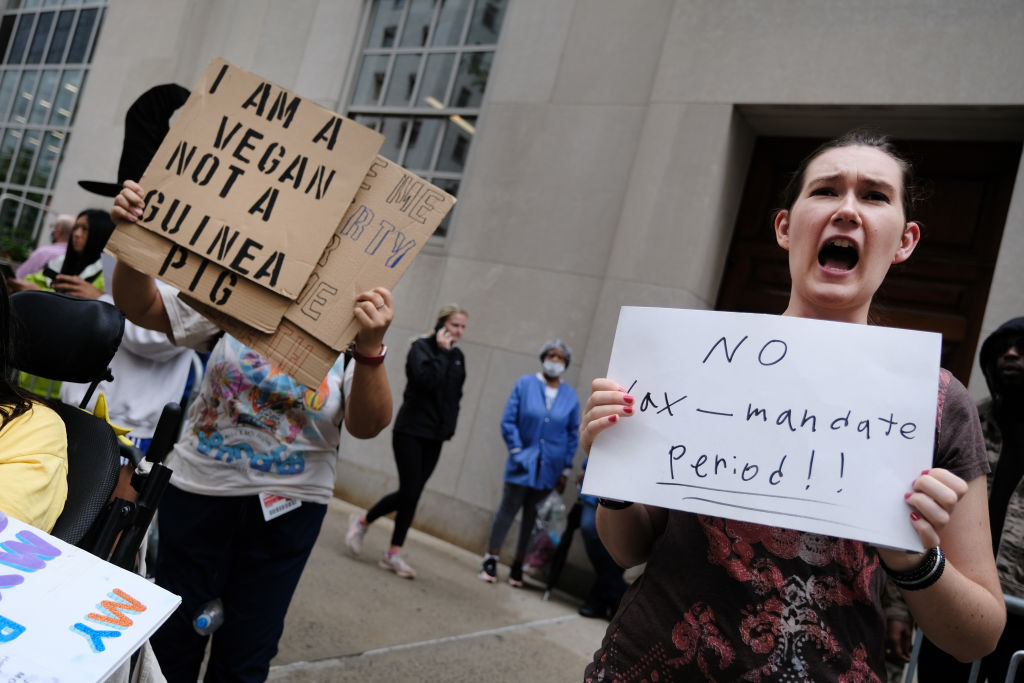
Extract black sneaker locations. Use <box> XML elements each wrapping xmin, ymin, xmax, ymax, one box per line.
<box><xmin>479</xmin><ymin>557</ymin><xmax>497</xmax><ymax>583</ymax></box>
<box><xmin>508</xmin><ymin>560</ymin><xmax>524</xmax><ymax>588</ymax></box>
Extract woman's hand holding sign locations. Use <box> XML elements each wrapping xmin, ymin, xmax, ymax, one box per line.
<box><xmin>579</xmin><ymin>378</ymin><xmax>635</xmax><ymax>456</ymax></box>
<box><xmin>877</xmin><ymin>467</ymin><xmax>969</xmax><ymax>572</ymax></box>
<box><xmin>111</xmin><ymin>180</ymin><xmax>145</xmax><ymax>225</ymax></box>
<box><xmin>580</xmin><ymin>377</ymin><xmax>668</xmax><ymax>569</ymax></box>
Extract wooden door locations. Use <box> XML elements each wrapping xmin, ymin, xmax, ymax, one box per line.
<box><xmin>716</xmin><ymin>137</ymin><xmax>1021</xmax><ymax>384</ymax></box>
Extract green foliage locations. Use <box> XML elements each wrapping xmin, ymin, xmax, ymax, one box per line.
<box><xmin>0</xmin><ymin>225</ymin><xmax>32</xmax><ymax>262</ymax></box>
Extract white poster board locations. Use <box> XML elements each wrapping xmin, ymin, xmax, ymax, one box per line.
<box><xmin>0</xmin><ymin>511</ymin><xmax>180</xmax><ymax>682</ymax></box>
<box><xmin>581</xmin><ymin>307</ymin><xmax>942</xmax><ymax>551</ymax></box>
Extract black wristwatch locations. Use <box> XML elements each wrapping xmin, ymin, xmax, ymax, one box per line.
<box><xmin>597</xmin><ymin>497</ymin><xmax>633</xmax><ymax>510</ymax></box>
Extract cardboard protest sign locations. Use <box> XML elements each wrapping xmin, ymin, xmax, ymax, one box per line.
<box><xmin>285</xmin><ymin>156</ymin><xmax>454</xmax><ymax>350</ymax></box>
<box><xmin>581</xmin><ymin>307</ymin><xmax>942</xmax><ymax>551</ymax></box>
<box><xmin>0</xmin><ymin>511</ymin><xmax>180</xmax><ymax>682</ymax></box>
<box><xmin>178</xmin><ymin>156</ymin><xmax>455</xmax><ymax>387</ymax></box>
<box><xmin>134</xmin><ymin>57</ymin><xmax>384</xmax><ymax>304</ymax></box>
<box><xmin>106</xmin><ymin>221</ymin><xmax>290</xmax><ymax>332</ymax></box>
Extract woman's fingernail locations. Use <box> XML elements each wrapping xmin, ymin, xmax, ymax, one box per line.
<box><xmin>623</xmin><ymin>406</ymin><xmax>633</xmax><ymax>414</ymax></box>
<box><xmin>910</xmin><ymin>512</ymin><xmax>921</xmax><ymax>521</ymax></box>
<box><xmin>904</xmin><ymin>492</ymin><xmax>911</xmax><ymax>499</ymax></box>
<box><xmin>921</xmin><ymin>469</ymin><xmax>930</xmax><ymax>475</ymax></box>
<box><xmin>623</xmin><ymin>395</ymin><xmax>634</xmax><ymax>404</ymax></box>
<box><xmin>609</xmin><ymin>414</ymin><xmax>618</xmax><ymax>423</ymax></box>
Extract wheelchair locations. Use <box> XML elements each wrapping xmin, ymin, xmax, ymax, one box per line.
<box><xmin>9</xmin><ymin>289</ymin><xmax>180</xmax><ymax>570</ymax></box>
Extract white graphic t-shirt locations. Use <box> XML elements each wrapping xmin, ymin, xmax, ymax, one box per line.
<box><xmin>160</xmin><ymin>290</ymin><xmax>352</xmax><ymax>504</ymax></box>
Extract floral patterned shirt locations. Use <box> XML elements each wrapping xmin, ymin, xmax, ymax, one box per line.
<box><xmin>585</xmin><ymin>370</ymin><xmax>988</xmax><ymax>682</ymax></box>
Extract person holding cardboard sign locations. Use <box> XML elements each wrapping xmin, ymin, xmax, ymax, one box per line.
<box><xmin>579</xmin><ymin>132</ymin><xmax>1004</xmax><ymax>682</ymax></box>
<box><xmin>111</xmin><ymin>179</ymin><xmax>396</xmax><ymax>683</ymax></box>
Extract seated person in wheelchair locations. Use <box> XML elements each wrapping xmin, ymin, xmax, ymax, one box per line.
<box><xmin>0</xmin><ymin>277</ymin><xmax>68</xmax><ymax>532</ymax></box>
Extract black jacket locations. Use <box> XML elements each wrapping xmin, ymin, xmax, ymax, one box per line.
<box><xmin>394</xmin><ymin>336</ymin><xmax>466</xmax><ymax>441</ymax></box>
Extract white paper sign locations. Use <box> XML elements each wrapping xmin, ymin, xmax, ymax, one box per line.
<box><xmin>582</xmin><ymin>307</ymin><xmax>942</xmax><ymax>552</ymax></box>
<box><xmin>0</xmin><ymin>511</ymin><xmax>180</xmax><ymax>682</ymax></box>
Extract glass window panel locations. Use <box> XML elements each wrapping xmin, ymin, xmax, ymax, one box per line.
<box><xmin>0</xmin><ymin>71</ymin><xmax>20</xmax><ymax>121</ymax></box>
<box><xmin>17</xmin><ymin>198</ymin><xmax>41</xmax><ymax>236</ymax></box>
<box><xmin>8</xmin><ymin>13</ymin><xmax>35</xmax><ymax>63</ymax></box>
<box><xmin>10</xmin><ymin>130</ymin><xmax>39</xmax><ymax>184</ymax></box>
<box><xmin>43</xmin><ymin>0</ymin><xmax>61</xmax><ymax>6</ymax></box>
<box><xmin>350</xmin><ymin>54</ymin><xmax>390</xmax><ymax>106</ymax></box>
<box><xmin>450</xmin><ymin>52</ymin><xmax>491</xmax><ymax>108</ymax></box>
<box><xmin>67</xmin><ymin>7</ymin><xmax>97</xmax><ymax>62</ymax></box>
<box><xmin>432</xmin><ymin>0</ymin><xmax>470</xmax><ymax>46</ymax></box>
<box><xmin>0</xmin><ymin>129</ymin><xmax>21</xmax><ymax>182</ymax></box>
<box><xmin>30</xmin><ymin>130</ymin><xmax>61</xmax><ymax>187</ymax></box>
<box><xmin>377</xmin><ymin>116</ymin><xmax>409</xmax><ymax>163</ymax></box>
<box><xmin>24</xmin><ymin>0</ymin><xmax>42</xmax><ymax>7</ymax></box>
<box><xmin>0</xmin><ymin>15</ymin><xmax>16</xmax><ymax>60</ymax></box>
<box><xmin>352</xmin><ymin>114</ymin><xmax>383</xmax><ymax>133</ymax></box>
<box><xmin>430</xmin><ymin>177</ymin><xmax>459</xmax><ymax>237</ymax></box>
<box><xmin>6</xmin><ymin>1</ymin><xmax>23</xmax><ymax>9</ymax></box>
<box><xmin>26</xmin><ymin>10</ymin><xmax>53</xmax><ymax>63</ymax></box>
<box><xmin>46</xmin><ymin>10</ymin><xmax>73</xmax><ymax>62</ymax></box>
<box><xmin>29</xmin><ymin>69</ymin><xmax>58</xmax><ymax>124</ymax></box>
<box><xmin>51</xmin><ymin>68</ymin><xmax>81</xmax><ymax>126</ymax></box>
<box><xmin>467</xmin><ymin>0</ymin><xmax>506</xmax><ymax>45</ymax></box>
<box><xmin>383</xmin><ymin>53</ymin><xmax>422</xmax><ymax>107</ymax></box>
<box><xmin>11</xmin><ymin>71</ymin><xmax>39</xmax><ymax>123</ymax></box>
<box><xmin>86</xmin><ymin>6</ymin><xmax>102</xmax><ymax>61</ymax></box>
<box><xmin>399</xmin><ymin>0</ymin><xmax>435</xmax><ymax>47</ymax></box>
<box><xmin>418</xmin><ymin>52</ymin><xmax>453</xmax><ymax>107</ymax></box>
<box><xmin>402</xmin><ymin>116</ymin><xmax>441</xmax><ymax>171</ymax></box>
<box><xmin>0</xmin><ymin>189</ymin><xmax>22</xmax><ymax>228</ymax></box>
<box><xmin>367</xmin><ymin>0</ymin><xmax>405</xmax><ymax>48</ymax></box>
<box><xmin>435</xmin><ymin>116</ymin><xmax>474</xmax><ymax>173</ymax></box>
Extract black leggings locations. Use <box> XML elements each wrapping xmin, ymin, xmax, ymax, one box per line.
<box><xmin>365</xmin><ymin>431</ymin><xmax>443</xmax><ymax>547</ymax></box>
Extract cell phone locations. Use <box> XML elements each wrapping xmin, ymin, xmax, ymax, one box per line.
<box><xmin>435</xmin><ymin>319</ymin><xmax>446</xmax><ymax>333</ymax></box>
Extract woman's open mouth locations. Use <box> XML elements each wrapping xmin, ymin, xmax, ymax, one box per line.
<box><xmin>818</xmin><ymin>238</ymin><xmax>859</xmax><ymax>272</ymax></box>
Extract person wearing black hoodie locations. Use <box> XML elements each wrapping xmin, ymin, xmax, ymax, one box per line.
<box><xmin>907</xmin><ymin>316</ymin><xmax>1024</xmax><ymax>682</ymax></box>
<box><xmin>346</xmin><ymin>304</ymin><xmax>468</xmax><ymax>579</ymax></box>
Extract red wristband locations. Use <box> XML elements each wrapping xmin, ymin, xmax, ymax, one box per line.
<box><xmin>349</xmin><ymin>344</ymin><xmax>387</xmax><ymax>366</ymax></box>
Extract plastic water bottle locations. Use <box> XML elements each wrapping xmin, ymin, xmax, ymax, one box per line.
<box><xmin>193</xmin><ymin>598</ymin><xmax>224</xmax><ymax>635</ymax></box>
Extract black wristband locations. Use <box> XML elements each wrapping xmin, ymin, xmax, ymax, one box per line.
<box><xmin>880</xmin><ymin>546</ymin><xmax>945</xmax><ymax>591</ymax></box>
<box><xmin>597</xmin><ymin>497</ymin><xmax>633</xmax><ymax>510</ymax></box>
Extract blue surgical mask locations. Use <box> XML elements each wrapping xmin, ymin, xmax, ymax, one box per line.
<box><xmin>542</xmin><ymin>360</ymin><xmax>565</xmax><ymax>378</ymax></box>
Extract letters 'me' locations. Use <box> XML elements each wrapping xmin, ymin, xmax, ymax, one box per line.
<box><xmin>385</xmin><ymin>174</ymin><xmax>446</xmax><ymax>225</ymax></box>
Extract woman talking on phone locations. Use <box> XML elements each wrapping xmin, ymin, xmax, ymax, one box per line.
<box><xmin>346</xmin><ymin>304</ymin><xmax>468</xmax><ymax>579</ymax></box>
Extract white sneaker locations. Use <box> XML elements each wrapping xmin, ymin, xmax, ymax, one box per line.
<box><xmin>345</xmin><ymin>515</ymin><xmax>368</xmax><ymax>556</ymax></box>
<box><xmin>379</xmin><ymin>551</ymin><xmax>416</xmax><ymax>579</ymax></box>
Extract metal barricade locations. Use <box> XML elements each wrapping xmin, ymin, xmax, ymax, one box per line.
<box><xmin>902</xmin><ymin>594</ymin><xmax>1024</xmax><ymax>683</ymax></box>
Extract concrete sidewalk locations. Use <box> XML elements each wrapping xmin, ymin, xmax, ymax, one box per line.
<box><xmin>269</xmin><ymin>498</ymin><xmax>609</xmax><ymax>682</ymax></box>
